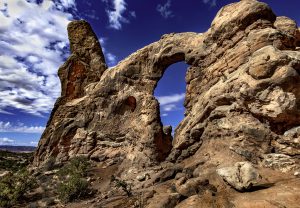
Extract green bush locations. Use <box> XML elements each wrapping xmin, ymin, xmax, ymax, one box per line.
<box><xmin>0</xmin><ymin>169</ymin><xmax>37</xmax><ymax>207</ymax></box>
<box><xmin>58</xmin><ymin>156</ymin><xmax>89</xmax><ymax>177</ymax></box>
<box><xmin>57</xmin><ymin>174</ymin><xmax>89</xmax><ymax>203</ymax></box>
<box><xmin>57</xmin><ymin>156</ymin><xmax>91</xmax><ymax>203</ymax></box>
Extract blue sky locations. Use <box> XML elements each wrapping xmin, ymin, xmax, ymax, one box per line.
<box><xmin>0</xmin><ymin>0</ymin><xmax>299</xmax><ymax>146</ymax></box>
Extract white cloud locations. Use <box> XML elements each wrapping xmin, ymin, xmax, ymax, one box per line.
<box><xmin>0</xmin><ymin>137</ymin><xmax>15</xmax><ymax>145</ymax></box>
<box><xmin>203</xmin><ymin>0</ymin><xmax>217</xmax><ymax>7</ymax></box>
<box><xmin>57</xmin><ymin>0</ymin><xmax>76</xmax><ymax>10</ymax></box>
<box><xmin>0</xmin><ymin>0</ymin><xmax>118</xmax><ymax>116</ymax></box>
<box><xmin>156</xmin><ymin>93</ymin><xmax>185</xmax><ymax>113</ymax></box>
<box><xmin>82</xmin><ymin>9</ymin><xmax>100</xmax><ymax>20</ymax></box>
<box><xmin>0</xmin><ymin>121</ymin><xmax>45</xmax><ymax>134</ymax></box>
<box><xmin>156</xmin><ymin>93</ymin><xmax>185</xmax><ymax>105</ymax></box>
<box><xmin>0</xmin><ymin>109</ymin><xmax>13</xmax><ymax>115</ymax></box>
<box><xmin>0</xmin><ymin>0</ymin><xmax>73</xmax><ymax>116</ymax></box>
<box><xmin>30</xmin><ymin>141</ymin><xmax>38</xmax><ymax>146</ymax></box>
<box><xmin>106</xmin><ymin>53</ymin><xmax>117</xmax><ymax>66</ymax></box>
<box><xmin>162</xmin><ymin>104</ymin><xmax>177</xmax><ymax>112</ymax></box>
<box><xmin>106</xmin><ymin>0</ymin><xmax>127</xmax><ymax>30</ymax></box>
<box><xmin>157</xmin><ymin>0</ymin><xmax>174</xmax><ymax>19</ymax></box>
<box><xmin>130</xmin><ymin>11</ymin><xmax>136</xmax><ymax>18</ymax></box>
<box><xmin>104</xmin><ymin>0</ymin><xmax>135</xmax><ymax>30</ymax></box>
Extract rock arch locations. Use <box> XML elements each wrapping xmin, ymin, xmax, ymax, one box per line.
<box><xmin>34</xmin><ymin>0</ymin><xmax>300</xmax><ymax>175</ymax></box>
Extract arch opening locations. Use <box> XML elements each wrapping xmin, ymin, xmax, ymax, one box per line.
<box><xmin>154</xmin><ymin>61</ymin><xmax>189</xmax><ymax>135</ymax></box>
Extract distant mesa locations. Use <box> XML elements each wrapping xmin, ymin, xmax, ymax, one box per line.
<box><xmin>0</xmin><ymin>145</ymin><xmax>36</xmax><ymax>153</ymax></box>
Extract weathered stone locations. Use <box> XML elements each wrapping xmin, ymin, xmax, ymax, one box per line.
<box><xmin>135</xmin><ymin>176</ymin><xmax>144</xmax><ymax>183</ymax></box>
<box><xmin>284</xmin><ymin>126</ymin><xmax>300</xmax><ymax>137</ymax></box>
<box><xmin>136</xmin><ymin>173</ymin><xmax>150</xmax><ymax>182</ymax></box>
<box><xmin>217</xmin><ymin>162</ymin><xmax>261</xmax><ymax>191</ymax></box>
<box><xmin>262</xmin><ymin>153</ymin><xmax>298</xmax><ymax>172</ymax></box>
<box><xmin>153</xmin><ymin>166</ymin><xmax>182</xmax><ymax>183</ymax></box>
<box><xmin>163</xmin><ymin>126</ymin><xmax>172</xmax><ymax>135</ymax></box>
<box><xmin>34</xmin><ymin>0</ymin><xmax>300</xmax><ymax>171</ymax></box>
<box><xmin>175</xmin><ymin>177</ymin><xmax>210</xmax><ymax>197</ymax></box>
<box><xmin>274</xmin><ymin>16</ymin><xmax>297</xmax><ymax>37</ymax></box>
<box><xmin>272</xmin><ymin>136</ymin><xmax>300</xmax><ymax>156</ymax></box>
<box><xmin>174</xmin><ymin>195</ymin><xmax>202</xmax><ymax>208</ymax></box>
<box><xmin>31</xmin><ymin>1</ymin><xmax>300</xmax><ymax>206</ymax></box>
<box><xmin>146</xmin><ymin>193</ymin><xmax>181</xmax><ymax>208</ymax></box>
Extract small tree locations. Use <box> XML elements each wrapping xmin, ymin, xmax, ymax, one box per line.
<box><xmin>58</xmin><ymin>156</ymin><xmax>90</xmax><ymax>177</ymax></box>
<box><xmin>57</xmin><ymin>174</ymin><xmax>89</xmax><ymax>203</ymax></box>
<box><xmin>57</xmin><ymin>156</ymin><xmax>92</xmax><ymax>203</ymax></box>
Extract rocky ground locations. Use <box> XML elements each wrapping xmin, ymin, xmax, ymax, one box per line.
<box><xmin>4</xmin><ymin>158</ymin><xmax>298</xmax><ymax>207</ymax></box>
<box><xmin>2</xmin><ymin>0</ymin><xmax>300</xmax><ymax>207</ymax></box>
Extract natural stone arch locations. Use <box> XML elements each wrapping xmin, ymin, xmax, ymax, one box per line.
<box><xmin>30</xmin><ymin>1</ymin><xmax>300</xmax><ymax>206</ymax></box>
<box><xmin>33</xmin><ymin>0</ymin><xmax>300</xmax><ymax>173</ymax></box>
<box><xmin>85</xmin><ymin>32</ymin><xmax>202</xmax><ymax>165</ymax></box>
<box><xmin>33</xmin><ymin>21</ymin><xmax>202</xmax><ymax>167</ymax></box>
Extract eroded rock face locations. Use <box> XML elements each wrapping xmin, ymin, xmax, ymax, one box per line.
<box><xmin>33</xmin><ymin>0</ymin><xmax>300</xmax><ymax>200</ymax></box>
<box><xmin>32</xmin><ymin>0</ymin><xmax>300</xmax><ymax>207</ymax></box>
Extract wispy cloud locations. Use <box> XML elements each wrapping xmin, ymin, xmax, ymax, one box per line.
<box><xmin>106</xmin><ymin>53</ymin><xmax>117</xmax><ymax>66</ymax></box>
<box><xmin>162</xmin><ymin>104</ymin><xmax>177</xmax><ymax>112</ymax></box>
<box><xmin>156</xmin><ymin>93</ymin><xmax>185</xmax><ymax>105</ymax></box>
<box><xmin>99</xmin><ymin>38</ymin><xmax>118</xmax><ymax>67</ymax></box>
<box><xmin>157</xmin><ymin>0</ymin><xmax>174</xmax><ymax>19</ymax></box>
<box><xmin>203</xmin><ymin>0</ymin><xmax>217</xmax><ymax>7</ymax></box>
<box><xmin>130</xmin><ymin>11</ymin><xmax>136</xmax><ymax>18</ymax></box>
<box><xmin>56</xmin><ymin>0</ymin><xmax>77</xmax><ymax>10</ymax></box>
<box><xmin>156</xmin><ymin>93</ymin><xmax>185</xmax><ymax>114</ymax></box>
<box><xmin>30</xmin><ymin>141</ymin><xmax>38</xmax><ymax>146</ymax></box>
<box><xmin>81</xmin><ymin>9</ymin><xmax>100</xmax><ymax>20</ymax></box>
<box><xmin>0</xmin><ymin>137</ymin><xmax>15</xmax><ymax>145</ymax></box>
<box><xmin>0</xmin><ymin>121</ymin><xmax>45</xmax><ymax>134</ymax></box>
<box><xmin>105</xmin><ymin>0</ymin><xmax>129</xmax><ymax>30</ymax></box>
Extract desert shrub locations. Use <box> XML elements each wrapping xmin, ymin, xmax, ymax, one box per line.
<box><xmin>57</xmin><ymin>174</ymin><xmax>89</xmax><ymax>203</ymax></box>
<box><xmin>0</xmin><ymin>169</ymin><xmax>37</xmax><ymax>207</ymax></box>
<box><xmin>111</xmin><ymin>175</ymin><xmax>132</xmax><ymax>197</ymax></box>
<box><xmin>58</xmin><ymin>156</ymin><xmax>90</xmax><ymax>177</ymax></box>
<box><xmin>57</xmin><ymin>156</ymin><xmax>92</xmax><ymax>203</ymax></box>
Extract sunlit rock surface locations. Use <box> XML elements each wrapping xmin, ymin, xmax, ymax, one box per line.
<box><xmin>33</xmin><ymin>0</ymin><xmax>300</xmax><ymax>207</ymax></box>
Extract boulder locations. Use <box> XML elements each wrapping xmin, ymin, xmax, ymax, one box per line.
<box><xmin>217</xmin><ymin>162</ymin><xmax>261</xmax><ymax>191</ymax></box>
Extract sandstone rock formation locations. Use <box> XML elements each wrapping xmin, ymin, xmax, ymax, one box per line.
<box><xmin>33</xmin><ymin>0</ymin><xmax>300</xmax><ymax>207</ymax></box>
